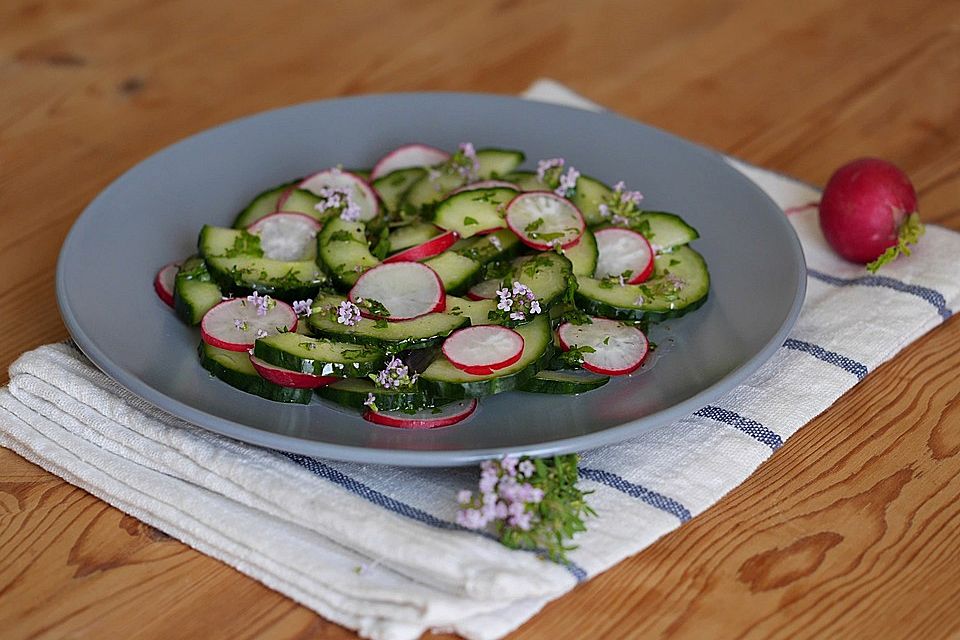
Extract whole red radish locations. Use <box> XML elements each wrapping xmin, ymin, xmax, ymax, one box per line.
<box><xmin>818</xmin><ymin>158</ymin><xmax>924</xmax><ymax>273</ymax></box>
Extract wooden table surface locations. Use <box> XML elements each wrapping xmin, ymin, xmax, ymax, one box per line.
<box><xmin>3</xmin><ymin>1</ymin><xmax>960</xmax><ymax>638</ymax></box>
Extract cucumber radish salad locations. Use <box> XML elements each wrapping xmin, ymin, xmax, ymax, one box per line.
<box><xmin>156</xmin><ymin>143</ymin><xmax>709</xmax><ymax>429</ymax></box>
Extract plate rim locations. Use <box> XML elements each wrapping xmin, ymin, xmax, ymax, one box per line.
<box><xmin>56</xmin><ymin>91</ymin><xmax>807</xmax><ymax>467</ymax></box>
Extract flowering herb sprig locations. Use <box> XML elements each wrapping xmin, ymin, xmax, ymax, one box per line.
<box><xmin>364</xmin><ymin>392</ymin><xmax>378</xmax><ymax>412</ymax></box>
<box><xmin>598</xmin><ymin>181</ymin><xmax>644</xmax><ymax>227</ymax></box>
<box><xmin>489</xmin><ymin>281</ymin><xmax>542</xmax><ymax>323</ymax></box>
<box><xmin>456</xmin><ymin>454</ymin><xmax>594</xmax><ymax>562</ymax></box>
<box><xmin>335</xmin><ymin>300</ymin><xmax>361</xmax><ymax>326</ymax></box>
<box><xmin>429</xmin><ymin>142</ymin><xmax>480</xmax><ymax>188</ymax></box>
<box><xmin>292</xmin><ymin>299</ymin><xmax>313</xmax><ymax>317</ymax></box>
<box><xmin>315</xmin><ymin>184</ymin><xmax>362</xmax><ymax>222</ymax></box>
<box><xmin>536</xmin><ymin>158</ymin><xmax>580</xmax><ymax>198</ymax></box>
<box><xmin>370</xmin><ymin>356</ymin><xmax>418</xmax><ymax>390</ymax></box>
<box><xmin>246</xmin><ymin>292</ymin><xmax>275</xmax><ymax>316</ymax></box>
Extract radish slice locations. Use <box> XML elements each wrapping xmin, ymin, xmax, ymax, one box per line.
<box><xmin>383</xmin><ymin>230</ymin><xmax>459</xmax><ymax>264</ymax></box>
<box><xmin>594</xmin><ymin>227</ymin><xmax>655</xmax><ymax>284</ymax></box>
<box><xmin>154</xmin><ymin>262</ymin><xmax>179</xmax><ymax>307</ymax></box>
<box><xmin>505</xmin><ymin>191</ymin><xmax>585</xmax><ymax>250</ymax></box>
<box><xmin>370</xmin><ymin>144</ymin><xmax>450</xmax><ymax>180</ymax></box>
<box><xmin>349</xmin><ymin>262</ymin><xmax>445</xmax><ymax>320</ymax></box>
<box><xmin>451</xmin><ymin>180</ymin><xmax>520</xmax><ymax>194</ymax></box>
<box><xmin>247</xmin><ymin>212</ymin><xmax>322</xmax><ymax>261</ymax></box>
<box><xmin>442</xmin><ymin>325</ymin><xmax>525</xmax><ymax>375</ymax></box>
<box><xmin>250</xmin><ymin>355</ymin><xmax>338</xmax><ymax>389</ymax></box>
<box><xmin>466</xmin><ymin>278</ymin><xmax>502</xmax><ymax>301</ymax></box>
<box><xmin>201</xmin><ymin>297</ymin><xmax>298</xmax><ymax>352</ymax></box>
<box><xmin>363</xmin><ymin>398</ymin><xmax>478</xmax><ymax>429</ymax></box>
<box><xmin>557</xmin><ymin>318</ymin><xmax>648</xmax><ymax>375</ymax></box>
<box><xmin>299</xmin><ymin>168</ymin><xmax>379</xmax><ymax>222</ymax></box>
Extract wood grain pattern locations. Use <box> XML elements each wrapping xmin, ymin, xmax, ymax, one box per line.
<box><xmin>2</xmin><ymin>1</ymin><xmax>960</xmax><ymax>638</ymax></box>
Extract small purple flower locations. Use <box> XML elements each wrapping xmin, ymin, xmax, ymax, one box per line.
<box><xmin>536</xmin><ymin>158</ymin><xmax>564</xmax><ymax>183</ymax></box>
<box><xmin>529</xmin><ymin>300</ymin><xmax>542</xmax><ymax>315</ymax></box>
<box><xmin>316</xmin><ymin>187</ymin><xmax>362</xmax><ymax>222</ymax></box>
<box><xmin>510</xmin><ymin>511</ymin><xmax>533</xmax><ymax>531</ymax></box>
<box><xmin>292</xmin><ymin>299</ymin><xmax>313</xmax><ymax>317</ymax></box>
<box><xmin>246</xmin><ymin>292</ymin><xmax>271</xmax><ymax>316</ymax></box>
<box><xmin>255</xmin><ymin>328</ymin><xmax>268</xmax><ymax>339</ymax></box>
<box><xmin>458</xmin><ymin>142</ymin><xmax>480</xmax><ymax>179</ymax></box>
<box><xmin>336</xmin><ymin>300</ymin><xmax>361</xmax><ymax>326</ymax></box>
<box><xmin>501</xmin><ymin>455</ymin><xmax>519</xmax><ymax>477</ymax></box>
<box><xmin>363</xmin><ymin>392</ymin><xmax>378</xmax><ymax>411</ymax></box>
<box><xmin>555</xmin><ymin>166</ymin><xmax>580</xmax><ymax>197</ymax></box>
<box><xmin>518</xmin><ymin>459</ymin><xmax>535</xmax><ymax>478</ymax></box>
<box><xmin>456</xmin><ymin>508</ymin><xmax>489</xmax><ymax>530</ymax></box>
<box><xmin>666</xmin><ymin>274</ymin><xmax>685</xmax><ymax>289</ymax></box>
<box><xmin>234</xmin><ymin>318</ymin><xmax>248</xmax><ymax>331</ymax></box>
<box><xmin>489</xmin><ymin>234</ymin><xmax>503</xmax><ymax>251</ymax></box>
<box><xmin>509</xmin><ymin>311</ymin><xmax>526</xmax><ymax>321</ymax></box>
<box><xmin>457</xmin><ymin>489</ymin><xmax>472</xmax><ymax>504</ymax></box>
<box><xmin>372</xmin><ymin>356</ymin><xmax>418</xmax><ymax>390</ymax></box>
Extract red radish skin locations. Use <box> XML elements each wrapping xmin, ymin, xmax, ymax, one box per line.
<box><xmin>505</xmin><ymin>191</ymin><xmax>585</xmax><ymax>251</ymax></box>
<box><xmin>557</xmin><ymin>318</ymin><xmax>649</xmax><ymax>376</ymax></box>
<box><xmin>154</xmin><ymin>262</ymin><xmax>179</xmax><ymax>307</ymax></box>
<box><xmin>363</xmin><ymin>399</ymin><xmax>478</xmax><ymax>429</ymax></box>
<box><xmin>442</xmin><ymin>325</ymin><xmax>525</xmax><ymax>375</ymax></box>
<box><xmin>200</xmin><ymin>298</ymin><xmax>298</xmax><ymax>352</ymax></box>
<box><xmin>370</xmin><ymin>144</ymin><xmax>450</xmax><ymax>180</ymax></box>
<box><xmin>383</xmin><ymin>230</ymin><xmax>459</xmax><ymax>263</ymax></box>
<box><xmin>349</xmin><ymin>262</ymin><xmax>446</xmax><ymax>320</ymax></box>
<box><xmin>249</xmin><ymin>355</ymin><xmax>338</xmax><ymax>388</ymax></box>
<box><xmin>819</xmin><ymin>158</ymin><xmax>924</xmax><ymax>269</ymax></box>
<box><xmin>593</xmin><ymin>228</ymin><xmax>655</xmax><ymax>284</ymax></box>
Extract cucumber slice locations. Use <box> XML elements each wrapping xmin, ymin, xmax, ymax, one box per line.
<box><xmin>277</xmin><ymin>188</ymin><xmax>324</xmax><ymax>219</ymax></box>
<box><xmin>446</xmin><ymin>295</ymin><xmax>497</xmax><ymax>326</ymax></box>
<box><xmin>575</xmin><ymin>245</ymin><xmax>710</xmax><ymax>321</ymax></box>
<box><xmin>564</xmin><ymin>228</ymin><xmax>598</xmax><ymax>276</ymax></box>
<box><xmin>253</xmin><ymin>332</ymin><xmax>384</xmax><ymax>377</ymax></box>
<box><xmin>432</xmin><ymin>187</ymin><xmax>514</xmax><ymax>238</ymax></box>
<box><xmin>316</xmin><ymin>378</ymin><xmax>436</xmax><ymax>412</ymax></box>
<box><xmin>508</xmin><ymin>251</ymin><xmax>573</xmax><ymax>313</ymax></box>
<box><xmin>476</xmin><ymin>148</ymin><xmax>525</xmax><ymax>179</ymax></box>
<box><xmin>372</xmin><ymin>168</ymin><xmax>427</xmax><ymax>213</ymax></box>
<box><xmin>198</xmin><ymin>342</ymin><xmax>313</xmax><ymax>404</ymax></box>
<box><xmin>173</xmin><ymin>256</ymin><xmax>222</xmax><ymax>325</ymax></box>
<box><xmin>502</xmin><ymin>170</ymin><xmax>544</xmax><ymax>191</ymax></box>
<box><xmin>387</xmin><ymin>222</ymin><xmax>441</xmax><ymax>253</ymax></box>
<box><xmin>519</xmin><ymin>369</ymin><xmax>610</xmax><ymax>394</ymax></box>
<box><xmin>570</xmin><ymin>175</ymin><xmax>614</xmax><ymax>226</ymax></box>
<box><xmin>317</xmin><ymin>217</ymin><xmax>381</xmax><ymax>287</ymax></box>
<box><xmin>419</xmin><ymin>315</ymin><xmax>553</xmax><ymax>398</ymax></box>
<box><xmin>232</xmin><ymin>181</ymin><xmax>296</xmax><ymax>228</ymax></box>
<box><xmin>205</xmin><ymin>255</ymin><xmax>324</xmax><ymax>301</ymax></box>
<box><xmin>199</xmin><ymin>225</ymin><xmax>325</xmax><ymax>300</ymax></box>
<box><xmin>307</xmin><ymin>294</ymin><xmax>467</xmax><ymax>350</ymax></box>
<box><xmin>403</xmin><ymin>149</ymin><xmax>526</xmax><ymax>212</ymax></box>
<box><xmin>633</xmin><ymin>211</ymin><xmax>700</xmax><ymax>250</ymax></box>
<box><xmin>423</xmin><ymin>229</ymin><xmax>520</xmax><ymax>294</ymax></box>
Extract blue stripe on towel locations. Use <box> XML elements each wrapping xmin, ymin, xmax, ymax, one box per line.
<box><xmin>578</xmin><ymin>467</ymin><xmax>692</xmax><ymax>522</ymax></box>
<box><xmin>808</xmin><ymin>268</ymin><xmax>952</xmax><ymax>320</ymax></box>
<box><xmin>694</xmin><ymin>406</ymin><xmax>784</xmax><ymax>450</ymax></box>
<box><xmin>783</xmin><ymin>338</ymin><xmax>868</xmax><ymax>380</ymax></box>
<box><xmin>281</xmin><ymin>452</ymin><xmax>588</xmax><ymax>582</ymax></box>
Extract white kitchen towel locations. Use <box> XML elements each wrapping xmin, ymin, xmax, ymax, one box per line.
<box><xmin>2</xmin><ymin>80</ymin><xmax>958</xmax><ymax>640</ymax></box>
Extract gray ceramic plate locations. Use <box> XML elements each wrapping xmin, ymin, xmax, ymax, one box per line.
<box><xmin>57</xmin><ymin>92</ymin><xmax>805</xmax><ymax>466</ymax></box>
